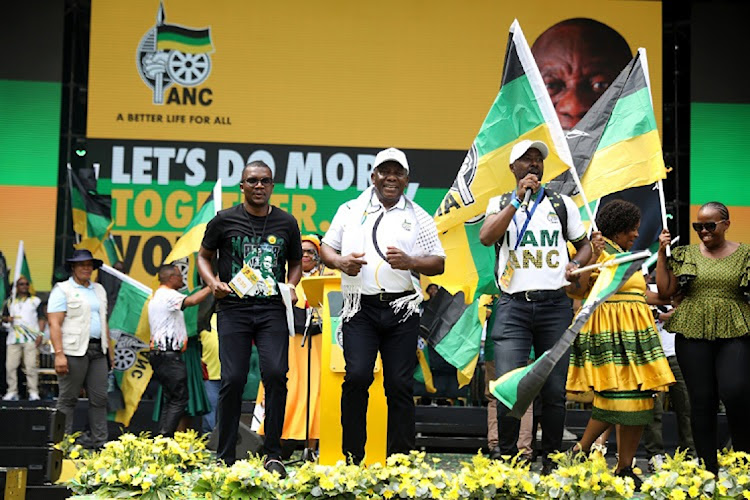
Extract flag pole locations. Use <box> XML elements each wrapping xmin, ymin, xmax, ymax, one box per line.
<box><xmin>639</xmin><ymin>46</ymin><xmax>671</xmax><ymax>258</ymax></box>
<box><xmin>11</xmin><ymin>240</ymin><xmax>23</xmax><ymax>300</ymax></box>
<box><xmin>568</xmin><ymin>166</ymin><xmax>598</xmax><ymax>232</ymax></box>
<box><xmin>67</xmin><ymin>165</ymin><xmax>81</xmax><ymax>246</ymax></box>
<box><xmin>570</xmin><ymin>249</ymin><xmax>651</xmax><ymax>276</ymax></box>
<box><xmin>657</xmin><ymin>180</ymin><xmax>671</xmax><ymax>257</ymax></box>
<box><xmin>100</xmin><ymin>264</ymin><xmax>153</xmax><ymax>295</ymax></box>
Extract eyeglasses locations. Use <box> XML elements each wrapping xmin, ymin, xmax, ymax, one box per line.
<box><xmin>692</xmin><ymin>220</ymin><xmax>727</xmax><ymax>232</ymax></box>
<box><xmin>242</xmin><ymin>177</ymin><xmax>273</xmax><ymax>186</ymax></box>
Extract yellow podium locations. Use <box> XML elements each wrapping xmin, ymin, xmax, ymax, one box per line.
<box><xmin>301</xmin><ymin>276</ymin><xmax>387</xmax><ymax>465</ymax></box>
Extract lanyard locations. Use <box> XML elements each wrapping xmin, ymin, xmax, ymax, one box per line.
<box><xmin>512</xmin><ymin>186</ymin><xmax>544</xmax><ymax>251</ymax></box>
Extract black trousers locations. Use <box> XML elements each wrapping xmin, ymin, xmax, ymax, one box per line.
<box><xmin>675</xmin><ymin>335</ymin><xmax>750</xmax><ymax>473</ymax></box>
<box><xmin>149</xmin><ymin>351</ymin><xmax>188</xmax><ymax>437</ymax></box>
<box><xmin>341</xmin><ymin>297</ymin><xmax>419</xmax><ymax>463</ymax></box>
<box><xmin>216</xmin><ymin>301</ymin><xmax>288</xmax><ymax>464</ymax></box>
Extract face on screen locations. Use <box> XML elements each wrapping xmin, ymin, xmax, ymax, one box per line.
<box><xmin>532</xmin><ymin>19</ymin><xmax>632</xmax><ymax>131</ymax></box>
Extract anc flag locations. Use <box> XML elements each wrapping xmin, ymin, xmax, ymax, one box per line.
<box><xmin>553</xmin><ymin>48</ymin><xmax>667</xmax><ymax>212</ymax></box>
<box><xmin>414</xmin><ymin>336</ymin><xmax>436</xmax><ymax>394</ymax></box>
<box><xmin>490</xmin><ymin>250</ymin><xmax>651</xmax><ymax>418</ymax></box>
<box><xmin>147</xmin><ymin>182</ymin><xmax>221</xmax><ymax>420</ymax></box>
<box><xmin>157</xmin><ymin>24</ymin><xmax>213</xmax><ymax>54</ymax></box>
<box><xmin>164</xmin><ymin>180</ymin><xmax>221</xmax><ymax>264</ymax></box>
<box><xmin>12</xmin><ymin>240</ymin><xmax>34</xmax><ymax>296</ymax></box>
<box><xmin>432</xmin><ymin>20</ymin><xmax>573</xmax><ymax>300</ymax></box>
<box><xmin>98</xmin><ymin>264</ymin><xmax>153</xmax><ymax>426</ymax></box>
<box><xmin>162</xmin><ymin>180</ymin><xmax>221</xmax><ymax>337</ymax></box>
<box><xmin>69</xmin><ymin>166</ymin><xmax>115</xmax><ymax>256</ymax></box>
<box><xmin>430</xmin><ymin>294</ymin><xmax>495</xmax><ymax>388</ymax></box>
<box><xmin>103</xmin><ymin>235</ymin><xmax>124</xmax><ymax>266</ymax></box>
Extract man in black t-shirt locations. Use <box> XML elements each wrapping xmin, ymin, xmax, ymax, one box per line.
<box><xmin>198</xmin><ymin>160</ymin><xmax>302</xmax><ymax>476</ymax></box>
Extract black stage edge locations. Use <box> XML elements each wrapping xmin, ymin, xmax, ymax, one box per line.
<box><xmin>1</xmin><ymin>400</ymin><xmax>729</xmax><ymax>457</ymax></box>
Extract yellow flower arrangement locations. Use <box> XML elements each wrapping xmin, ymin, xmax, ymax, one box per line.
<box><xmin>540</xmin><ymin>449</ymin><xmax>635</xmax><ymax>499</ymax></box>
<box><xmin>67</xmin><ymin>436</ymin><xmax>750</xmax><ymax>500</ymax></box>
<box><xmin>68</xmin><ymin>430</ymin><xmax>211</xmax><ymax>499</ymax></box>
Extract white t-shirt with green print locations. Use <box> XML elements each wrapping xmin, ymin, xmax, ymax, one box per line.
<box><xmin>485</xmin><ymin>191</ymin><xmax>585</xmax><ymax>294</ymax></box>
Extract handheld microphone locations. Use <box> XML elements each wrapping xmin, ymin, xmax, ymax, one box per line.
<box><xmin>520</xmin><ymin>188</ymin><xmax>533</xmax><ymax>211</ymax></box>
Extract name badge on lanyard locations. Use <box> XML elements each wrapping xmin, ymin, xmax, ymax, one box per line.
<box><xmin>499</xmin><ymin>187</ymin><xmax>545</xmax><ymax>288</ymax></box>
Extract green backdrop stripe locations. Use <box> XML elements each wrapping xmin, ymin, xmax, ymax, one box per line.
<box><xmin>0</xmin><ymin>79</ymin><xmax>61</xmax><ymax>187</ymax></box>
<box><xmin>691</xmin><ymin>102</ymin><xmax>750</xmax><ymax>207</ymax></box>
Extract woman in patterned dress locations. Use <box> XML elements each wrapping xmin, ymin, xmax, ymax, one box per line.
<box><xmin>567</xmin><ymin>200</ymin><xmax>675</xmax><ymax>484</ymax></box>
<box><xmin>656</xmin><ymin>201</ymin><xmax>750</xmax><ymax>473</ymax></box>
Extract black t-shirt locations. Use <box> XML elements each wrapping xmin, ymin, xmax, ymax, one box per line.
<box><xmin>201</xmin><ymin>204</ymin><xmax>302</xmax><ymax>307</ymax></box>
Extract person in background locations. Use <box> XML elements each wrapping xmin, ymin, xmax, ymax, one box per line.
<box><xmin>642</xmin><ymin>285</ymin><xmax>696</xmax><ymax>471</ymax></box>
<box><xmin>2</xmin><ymin>277</ymin><xmax>43</xmax><ymax>401</ymax></box>
<box><xmin>48</xmin><ymin>249</ymin><xmax>113</xmax><ymax>448</ymax></box>
<box><xmin>148</xmin><ymin>264</ymin><xmax>211</xmax><ymax>436</ymax></box>
<box><xmin>200</xmin><ymin>314</ymin><xmax>221</xmax><ymax>434</ymax></box>
<box><xmin>657</xmin><ymin>201</ymin><xmax>750</xmax><ymax>474</ymax></box>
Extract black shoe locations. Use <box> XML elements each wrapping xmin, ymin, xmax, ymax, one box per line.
<box><xmin>264</xmin><ymin>458</ymin><xmax>287</xmax><ymax>479</ymax></box>
<box><xmin>564</xmin><ymin>442</ymin><xmax>589</xmax><ymax>463</ymax></box>
<box><xmin>540</xmin><ymin>459</ymin><xmax>555</xmax><ymax>475</ymax></box>
<box><xmin>489</xmin><ymin>447</ymin><xmax>502</xmax><ymax>460</ymax></box>
<box><xmin>615</xmin><ymin>466</ymin><xmax>643</xmax><ymax>490</ymax></box>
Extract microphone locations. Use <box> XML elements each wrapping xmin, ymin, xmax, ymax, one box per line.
<box><xmin>520</xmin><ymin>188</ymin><xmax>533</xmax><ymax>211</ymax></box>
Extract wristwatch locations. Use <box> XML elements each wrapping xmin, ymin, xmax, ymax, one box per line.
<box><xmin>571</xmin><ymin>259</ymin><xmax>582</xmax><ymax>267</ymax></box>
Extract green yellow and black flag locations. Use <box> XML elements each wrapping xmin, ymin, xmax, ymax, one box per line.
<box><xmin>432</xmin><ymin>19</ymin><xmax>573</xmax><ymax>301</ymax></box>
<box><xmin>566</xmin><ymin>48</ymin><xmax>667</xmax><ymax>203</ymax></box>
<box><xmin>12</xmin><ymin>240</ymin><xmax>35</xmax><ymax>296</ymax></box>
<box><xmin>157</xmin><ymin>24</ymin><xmax>213</xmax><ymax>54</ymax></box>
<box><xmin>414</xmin><ymin>336</ymin><xmax>437</xmax><ymax>394</ymax></box>
<box><xmin>490</xmin><ymin>250</ymin><xmax>651</xmax><ymax>418</ymax></box>
<box><xmin>68</xmin><ymin>166</ymin><xmax>115</xmax><ymax>257</ymax></box>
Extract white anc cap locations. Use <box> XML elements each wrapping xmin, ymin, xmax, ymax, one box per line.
<box><xmin>509</xmin><ymin>139</ymin><xmax>549</xmax><ymax>164</ymax></box>
<box><xmin>373</xmin><ymin>147</ymin><xmax>409</xmax><ymax>174</ymax></box>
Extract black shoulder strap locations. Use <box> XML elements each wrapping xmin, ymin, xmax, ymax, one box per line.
<box><xmin>545</xmin><ymin>190</ymin><xmax>569</xmax><ymax>240</ymax></box>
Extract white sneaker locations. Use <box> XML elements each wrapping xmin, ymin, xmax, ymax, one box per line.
<box><xmin>562</xmin><ymin>428</ymin><xmax>578</xmax><ymax>441</ymax></box>
<box><xmin>2</xmin><ymin>393</ymin><xmax>18</xmax><ymax>401</ymax></box>
<box><xmin>649</xmin><ymin>454</ymin><xmax>665</xmax><ymax>472</ymax></box>
<box><xmin>535</xmin><ymin>428</ymin><xmax>578</xmax><ymax>441</ymax></box>
<box><xmin>28</xmin><ymin>392</ymin><xmax>40</xmax><ymax>401</ymax></box>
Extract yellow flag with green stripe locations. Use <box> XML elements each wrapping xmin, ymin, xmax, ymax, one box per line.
<box><xmin>433</xmin><ymin>20</ymin><xmax>573</xmax><ymax>300</ymax></box>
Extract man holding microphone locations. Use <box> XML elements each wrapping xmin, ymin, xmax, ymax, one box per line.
<box><xmin>479</xmin><ymin>139</ymin><xmax>592</xmax><ymax>474</ymax></box>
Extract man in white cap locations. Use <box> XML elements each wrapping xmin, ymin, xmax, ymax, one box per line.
<box><xmin>479</xmin><ymin>139</ymin><xmax>592</xmax><ymax>474</ymax></box>
<box><xmin>321</xmin><ymin>147</ymin><xmax>445</xmax><ymax>464</ymax></box>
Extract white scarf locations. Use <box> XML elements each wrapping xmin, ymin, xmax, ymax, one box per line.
<box><xmin>339</xmin><ymin>186</ymin><xmax>425</xmax><ymax>322</ymax></box>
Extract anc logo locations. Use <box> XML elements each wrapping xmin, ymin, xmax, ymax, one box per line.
<box><xmin>136</xmin><ymin>3</ymin><xmax>214</xmax><ymax>105</ymax></box>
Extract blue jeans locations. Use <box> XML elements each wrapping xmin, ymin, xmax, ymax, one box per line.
<box><xmin>202</xmin><ymin>379</ymin><xmax>221</xmax><ymax>434</ymax></box>
<box><xmin>491</xmin><ymin>291</ymin><xmax>573</xmax><ymax>458</ymax></box>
